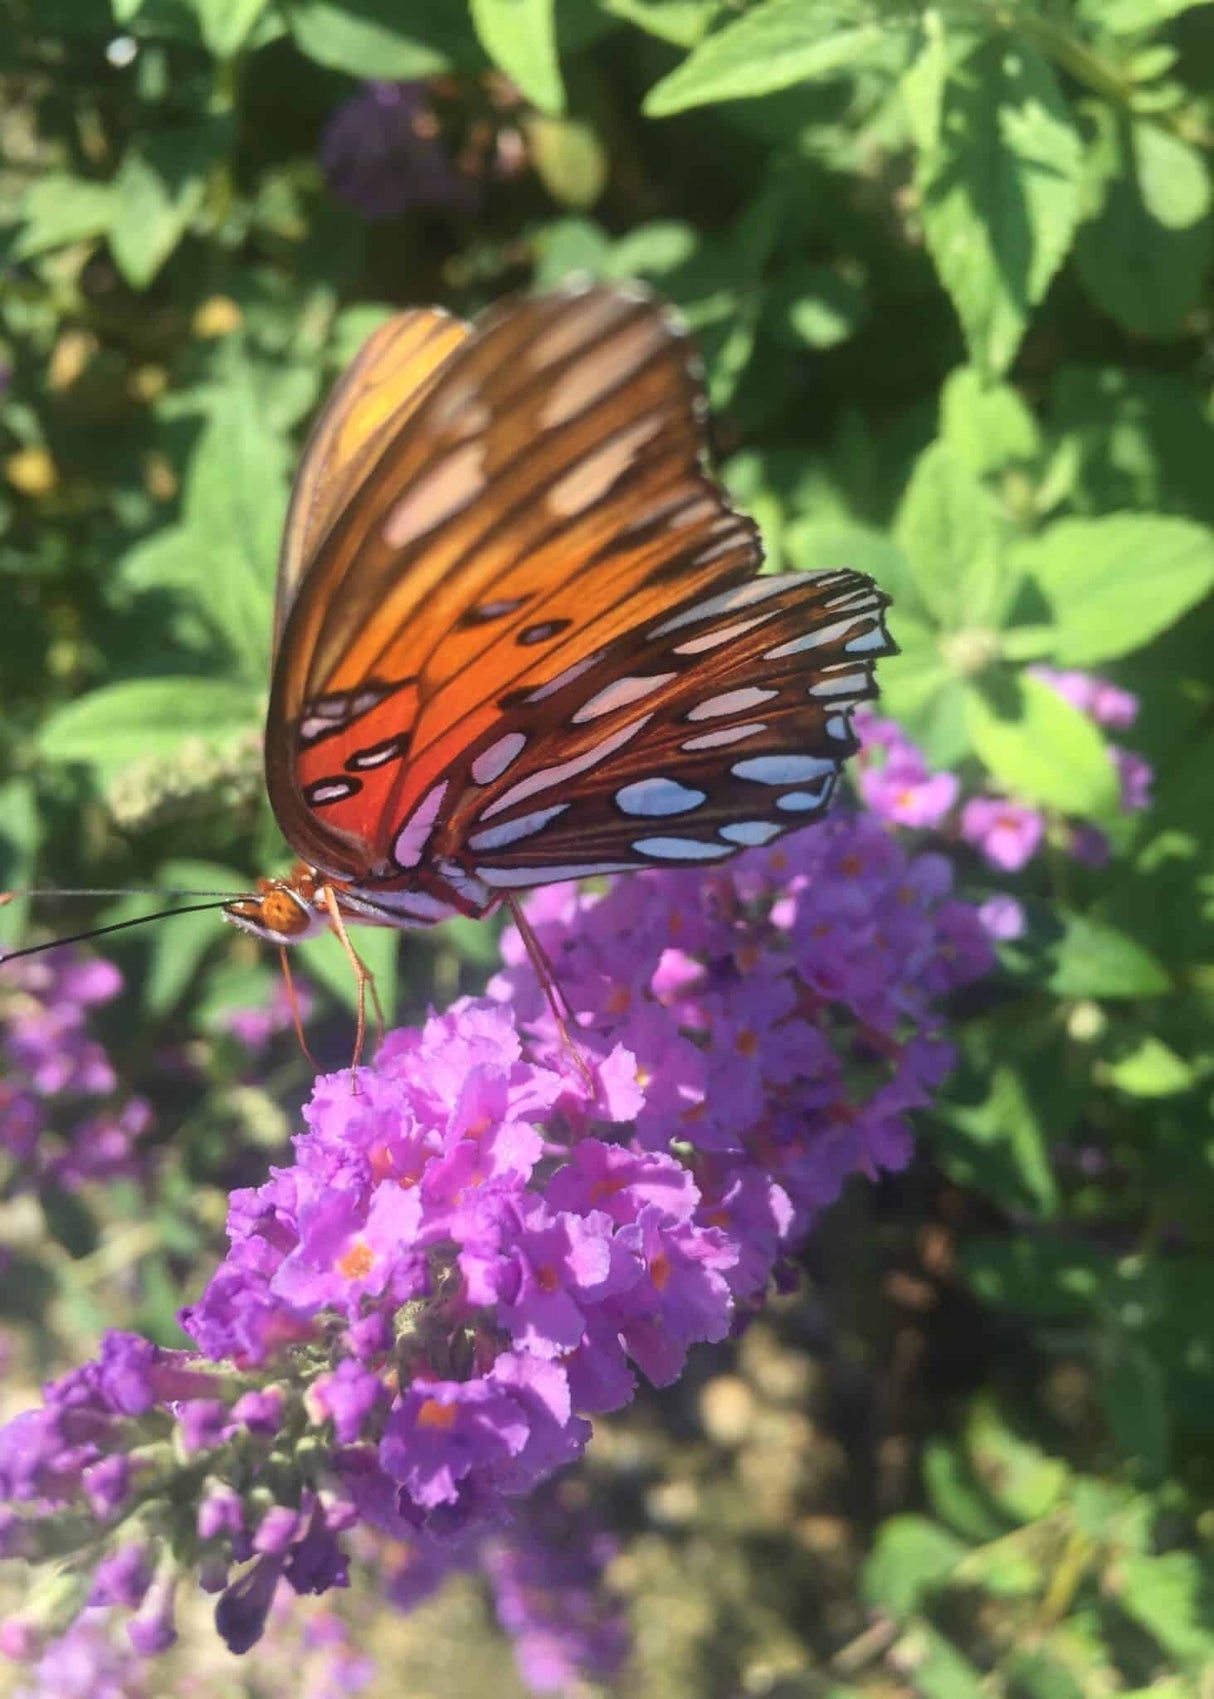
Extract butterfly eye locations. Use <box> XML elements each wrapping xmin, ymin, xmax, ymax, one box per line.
<box><xmin>224</xmin><ymin>887</ymin><xmax>324</xmax><ymax>945</ymax></box>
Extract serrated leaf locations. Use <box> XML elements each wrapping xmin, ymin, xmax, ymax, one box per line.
<box><xmin>1075</xmin><ymin>112</ymin><xmax>1211</xmax><ymax>338</ymax></box>
<box><xmin>966</xmin><ymin>674</ymin><xmax>1117</xmax><ymax>816</ymax></box>
<box><xmin>863</xmin><ymin>1516</ymin><xmax>968</xmax><ymax>1616</ymax></box>
<box><xmin>1015</xmin><ymin>514</ymin><xmax>1214</xmax><ymax>665</ymax></box>
<box><xmin>643</xmin><ymin>0</ymin><xmax>890</xmax><ymax>116</ymax></box>
<box><xmin>1044</xmin><ymin>911</ymin><xmax>1171</xmax><ymax>1000</ymax></box>
<box><xmin>472</xmin><ymin>0</ymin><xmax>564</xmax><ymax>115</ymax></box>
<box><xmin>284</xmin><ymin>0</ymin><xmax>479</xmax><ymax>77</ymax></box>
<box><xmin>13</xmin><ymin>174</ymin><xmax>113</xmax><ymax>259</ymax></box>
<box><xmin>895</xmin><ymin>440</ymin><xmax>1004</xmax><ymax>631</ymax></box>
<box><xmin>914</xmin><ymin>37</ymin><xmax>1084</xmax><ymax>375</ymax></box>
<box><xmin>38</xmin><ymin>678</ymin><xmax>263</xmax><ymax>773</ymax></box>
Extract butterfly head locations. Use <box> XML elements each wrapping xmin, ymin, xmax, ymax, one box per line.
<box><xmin>222</xmin><ymin>866</ymin><xmax>330</xmax><ymax>946</ymax></box>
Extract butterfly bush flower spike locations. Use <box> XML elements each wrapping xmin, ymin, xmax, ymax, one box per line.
<box><xmin>0</xmin><ymin>817</ymin><xmax>991</xmax><ymax>1674</ymax></box>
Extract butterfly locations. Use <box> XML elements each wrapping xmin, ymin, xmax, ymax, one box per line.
<box><xmin>215</xmin><ymin>282</ymin><xmax>893</xmax><ymax>1021</ymax></box>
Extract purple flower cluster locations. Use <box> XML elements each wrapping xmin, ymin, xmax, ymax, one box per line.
<box><xmin>855</xmin><ymin>665</ymin><xmax>1152</xmax><ymax>928</ymax></box>
<box><xmin>0</xmin><ymin>817</ymin><xmax>989</xmax><ymax>1677</ymax></box>
<box><xmin>217</xmin><ymin>976</ymin><xmax>315</xmax><ymax>1055</ymax></box>
<box><xmin>321</xmin><ymin>82</ymin><xmax>475</xmax><ymax>221</ymax></box>
<box><xmin>0</xmin><ymin>953</ymin><xmax>153</xmax><ymax>1188</ymax></box>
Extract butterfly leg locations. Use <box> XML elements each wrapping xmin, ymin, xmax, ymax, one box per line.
<box><xmin>318</xmin><ymin>885</ymin><xmax>383</xmax><ymax>1088</ymax></box>
<box><xmin>504</xmin><ymin>894</ymin><xmax>595</xmax><ymax>1095</ymax></box>
<box><xmin>278</xmin><ymin>945</ymin><xmax>319</xmax><ymax>1069</ymax></box>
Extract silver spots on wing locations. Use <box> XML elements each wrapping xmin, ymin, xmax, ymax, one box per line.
<box><xmin>393</xmin><ymin>781</ymin><xmax>448</xmax><ymax>870</ymax></box>
<box><xmin>522</xmin><ymin>653</ymin><xmax>604</xmax><ymax>704</ymax></box>
<box><xmin>298</xmin><ymin>686</ymin><xmax>389</xmax><ymax>748</ymax></box>
<box><xmin>476</xmin><ymin>861</ymin><xmax>635</xmax><ymax>889</ymax></box>
<box><xmin>809</xmin><ymin>668</ymin><xmax>869</xmax><ymax>699</ymax></box>
<box><xmin>573</xmin><ymin>672</ymin><xmax>676</xmax><ymax>724</ymax></box>
<box><xmin>686</xmin><ymin>686</ymin><xmax>777</xmax><ymax>721</ymax></box>
<box><xmin>673</xmin><ymin>614</ymin><xmax>771</xmax><ymax>657</ymax></box>
<box><xmin>648</xmin><ymin>573</ymin><xmax>800</xmax><ymax>641</ymax></box>
<box><xmin>468</xmin><ymin>804</ymin><xmax>569</xmax><ymax>851</ymax></box>
<box><xmin>482</xmin><ymin>716</ymin><xmax>652</xmax><ymax>821</ymax></box>
<box><xmin>304</xmin><ymin>777</ymin><xmax>362</xmax><ymax>807</ymax></box>
<box><xmin>472</xmin><ymin>731</ymin><xmax>527</xmax><ymax>785</ymax></box>
<box><xmin>538</xmin><ymin>318</ymin><xmax>665</xmax><ymax>428</ymax></box>
<box><xmin>680</xmin><ymin>723</ymin><xmax>767</xmax><ymax>753</ymax></box>
<box><xmin>462</xmin><ymin>596</ymin><xmax>529</xmax><ymax>627</ymax></box>
<box><xmin>777</xmin><ymin>781</ymin><xmax>835</xmax><ymax>812</ymax></box>
<box><xmin>732</xmin><ymin>754</ymin><xmax>838</xmax><ymax>786</ymax></box>
<box><xmin>382</xmin><ymin>442</ymin><xmax>484</xmax><ymax>548</ymax></box>
<box><xmin>615</xmin><ymin>777</ymin><xmax>707</xmax><ymax>818</ymax></box>
<box><xmin>632</xmin><ymin>837</ymin><xmax>732</xmax><ymax>862</ymax></box>
<box><xmin>720</xmin><ymin>821</ymin><xmax>782</xmax><ymax>847</ymax></box>
<box><xmin>519</xmin><ymin>618</ymin><xmax>573</xmax><ymax>647</ymax></box>
<box><xmin>547</xmin><ymin>414</ymin><xmax>665</xmax><ymax>518</ymax></box>
<box><xmin>346</xmin><ymin>733</ymin><xmax>411</xmax><ymax>772</ymax></box>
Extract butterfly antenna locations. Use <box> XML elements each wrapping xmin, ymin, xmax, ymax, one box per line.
<box><xmin>1</xmin><ymin>887</ymin><xmax>248</xmax><ymax>900</ymax></box>
<box><xmin>0</xmin><ymin>900</ymin><xmax>238</xmax><ymax>966</ymax></box>
<box><xmin>278</xmin><ymin>946</ymin><xmax>319</xmax><ymax>1070</ymax></box>
<box><xmin>505</xmin><ymin>896</ymin><xmax>595</xmax><ymax>1094</ymax></box>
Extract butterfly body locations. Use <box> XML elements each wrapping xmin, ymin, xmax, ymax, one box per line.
<box><xmin>225</xmin><ymin>282</ymin><xmax>895</xmax><ymax>949</ymax></box>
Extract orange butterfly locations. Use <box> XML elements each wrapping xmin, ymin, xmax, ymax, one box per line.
<box><xmin>211</xmin><ymin>282</ymin><xmax>892</xmax><ymax>1031</ymax></box>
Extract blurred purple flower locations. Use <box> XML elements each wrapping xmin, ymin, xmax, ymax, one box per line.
<box><xmin>959</xmin><ymin>797</ymin><xmax>1045</xmax><ymax>872</ymax></box>
<box><xmin>321</xmin><ymin>82</ymin><xmax>474</xmax><ymax>221</ymax></box>
<box><xmin>219</xmin><ymin>977</ymin><xmax>314</xmax><ymax>1054</ymax></box>
<box><xmin>0</xmin><ymin>953</ymin><xmax>153</xmax><ymax>1188</ymax></box>
<box><xmin>854</xmin><ymin>711</ymin><xmax>959</xmax><ymax>829</ymax></box>
<box><xmin>1031</xmin><ymin>665</ymin><xmax>1139</xmax><ymax>730</ymax></box>
<box><xmin>977</xmin><ymin>893</ymin><xmax>1026</xmax><ymax>941</ymax></box>
<box><xmin>1114</xmin><ymin>747</ymin><xmax>1153</xmax><ymax>813</ymax></box>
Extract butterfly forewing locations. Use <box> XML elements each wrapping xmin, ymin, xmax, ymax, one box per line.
<box><xmin>265</xmin><ymin>282</ymin><xmax>894</xmax><ymax>911</ymax></box>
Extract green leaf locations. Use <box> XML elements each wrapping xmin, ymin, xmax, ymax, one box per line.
<box><xmin>1115</xmin><ymin>1551</ymin><xmax>1214</xmax><ymax>1673</ymax></box>
<box><xmin>1095</xmin><ymin>0</ymin><xmax>1206</xmax><ymax>27</ymax></box>
<box><xmin>602</xmin><ymin>0</ymin><xmax>721</xmax><ymax>47</ymax></box>
<box><xmin>960</xmin><ymin>1236</ymin><xmax>1114</xmax><ymax>1320</ymax></box>
<box><xmin>643</xmin><ymin>0</ymin><xmax>890</xmax><ymax>117</ymax></box>
<box><xmin>922</xmin><ymin>1441</ymin><xmax>1008</xmax><ymax>1543</ymax></box>
<box><xmin>895</xmin><ymin>441</ymin><xmax>1004</xmax><ymax>631</ymax></box>
<box><xmin>1044</xmin><ymin>911</ymin><xmax>1171</xmax><ymax>1000</ymax></box>
<box><xmin>913</xmin><ymin>37</ymin><xmax>1084</xmax><ymax>376</ymax></box>
<box><xmin>283</xmin><ymin>0</ymin><xmax>479</xmax><ymax>77</ymax></box>
<box><xmin>472</xmin><ymin>0</ymin><xmax>564</xmax><ymax>115</ymax></box>
<box><xmin>1099</xmin><ymin>1334</ymin><xmax>1169</xmax><ymax>1479</ymax></box>
<box><xmin>298</xmin><ymin>923</ymin><xmax>399</xmax><ymax>1024</ymax></box>
<box><xmin>187</xmin><ymin>0</ymin><xmax>270</xmax><ymax>54</ymax></box>
<box><xmin>1015</xmin><ymin>514</ymin><xmax>1214</xmax><ymax>665</ymax></box>
<box><xmin>934</xmin><ymin>1065</ymin><xmax>1060</xmax><ymax>1217</ymax></box>
<box><xmin>940</xmin><ymin>366</ymin><xmax>1042</xmax><ymax>475</ymax></box>
<box><xmin>181</xmin><ymin>378</ymin><xmax>291</xmax><ymax>679</ymax></box>
<box><xmin>863</xmin><ymin>1516</ymin><xmax>968</xmax><ymax>1616</ymax></box>
<box><xmin>966</xmin><ymin>674</ymin><xmax>1117</xmax><ymax>816</ymax></box>
<box><xmin>769</xmin><ymin>261</ymin><xmax>866</xmax><ymax>349</ymax></box>
<box><xmin>13</xmin><ymin>174</ymin><xmax>113</xmax><ymax>259</ymax></box>
<box><xmin>38</xmin><ymin>679</ymin><xmax>263</xmax><ymax>773</ymax></box>
<box><xmin>144</xmin><ymin>859</ymin><xmax>249</xmax><ymax>1016</ymax></box>
<box><xmin>1102</xmin><ymin>1031</ymin><xmax>1195</xmax><ymax>1097</ymax></box>
<box><xmin>0</xmin><ymin>777</ymin><xmax>39</xmax><ymax>948</ymax></box>
<box><xmin>109</xmin><ymin>122</ymin><xmax>229</xmax><ymax>289</ymax></box>
<box><xmin>1075</xmin><ymin>113</ymin><xmax>1211</xmax><ymax>338</ymax></box>
<box><xmin>525</xmin><ymin>115</ymin><xmax>607</xmax><ymax>207</ymax></box>
<box><xmin>965</xmin><ymin>1398</ymin><xmax>1070</xmax><ymax>1523</ymax></box>
<box><xmin>889</xmin><ymin>1623</ymin><xmax>987</xmax><ymax>1699</ymax></box>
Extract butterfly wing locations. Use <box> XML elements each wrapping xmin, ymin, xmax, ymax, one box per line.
<box><xmin>266</xmin><ymin>283</ymin><xmax>893</xmax><ymax>906</ymax></box>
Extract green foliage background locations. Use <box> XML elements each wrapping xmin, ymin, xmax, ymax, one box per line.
<box><xmin>1</xmin><ymin>1</ymin><xmax>1213</xmax><ymax>1694</ymax></box>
